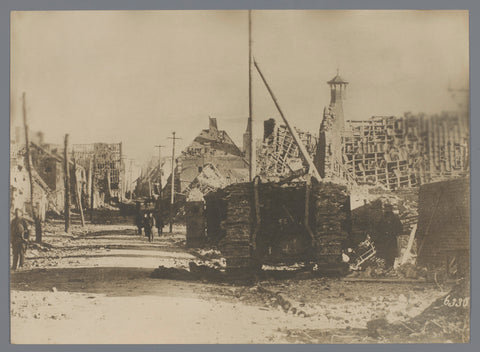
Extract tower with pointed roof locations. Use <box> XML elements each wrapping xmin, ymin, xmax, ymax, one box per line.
<box><xmin>327</xmin><ymin>70</ymin><xmax>349</xmax><ymax>133</ymax></box>
<box><xmin>314</xmin><ymin>71</ymin><xmax>349</xmax><ymax>180</ymax></box>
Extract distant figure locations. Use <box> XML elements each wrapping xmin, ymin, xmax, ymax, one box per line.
<box><xmin>10</xmin><ymin>208</ymin><xmax>30</xmax><ymax>270</ymax></box>
<box><xmin>144</xmin><ymin>212</ymin><xmax>155</xmax><ymax>242</ymax></box>
<box><xmin>135</xmin><ymin>204</ymin><xmax>143</xmax><ymax>235</ymax></box>
<box><xmin>376</xmin><ymin>210</ymin><xmax>402</xmax><ymax>268</ymax></box>
<box><xmin>154</xmin><ymin>211</ymin><xmax>164</xmax><ymax>236</ymax></box>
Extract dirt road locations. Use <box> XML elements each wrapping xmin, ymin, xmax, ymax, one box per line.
<box><xmin>10</xmin><ymin>217</ymin><xmax>452</xmax><ymax>344</ymax></box>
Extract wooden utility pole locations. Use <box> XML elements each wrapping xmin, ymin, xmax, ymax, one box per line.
<box><xmin>154</xmin><ymin>145</ymin><xmax>165</xmax><ymax>197</ymax></box>
<box><xmin>129</xmin><ymin>159</ymin><xmax>133</xmax><ymax>199</ymax></box>
<box><xmin>248</xmin><ymin>9</ymin><xmax>255</xmax><ymax>181</ymax></box>
<box><xmin>90</xmin><ymin>156</ymin><xmax>95</xmax><ymax>221</ymax></box>
<box><xmin>73</xmin><ymin>158</ymin><xmax>85</xmax><ymax>227</ymax></box>
<box><xmin>168</xmin><ymin>132</ymin><xmax>181</xmax><ymax>233</ymax></box>
<box><xmin>120</xmin><ymin>154</ymin><xmax>130</xmax><ymax>199</ymax></box>
<box><xmin>106</xmin><ymin>170</ymin><xmax>112</xmax><ymax>203</ymax></box>
<box><xmin>88</xmin><ymin>158</ymin><xmax>93</xmax><ymax>208</ymax></box>
<box><xmin>22</xmin><ymin>92</ymin><xmax>42</xmax><ymax>242</ymax></box>
<box><xmin>64</xmin><ymin>134</ymin><xmax>71</xmax><ymax>233</ymax></box>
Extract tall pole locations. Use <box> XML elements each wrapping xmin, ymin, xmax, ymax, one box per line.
<box><xmin>22</xmin><ymin>92</ymin><xmax>42</xmax><ymax>242</ymax></box>
<box><xmin>155</xmin><ymin>145</ymin><xmax>165</xmax><ymax>197</ymax></box>
<box><xmin>168</xmin><ymin>132</ymin><xmax>181</xmax><ymax>233</ymax></box>
<box><xmin>253</xmin><ymin>59</ymin><xmax>323</xmax><ymax>182</ymax></box>
<box><xmin>248</xmin><ymin>9</ymin><xmax>255</xmax><ymax>181</ymax></box>
<box><xmin>90</xmin><ymin>155</ymin><xmax>95</xmax><ymax>221</ymax></box>
<box><xmin>73</xmin><ymin>158</ymin><xmax>85</xmax><ymax>227</ymax></box>
<box><xmin>88</xmin><ymin>158</ymin><xmax>93</xmax><ymax>208</ymax></box>
<box><xmin>64</xmin><ymin>134</ymin><xmax>71</xmax><ymax>233</ymax></box>
<box><xmin>129</xmin><ymin>159</ymin><xmax>133</xmax><ymax>199</ymax></box>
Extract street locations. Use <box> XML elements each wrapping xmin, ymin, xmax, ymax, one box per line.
<box><xmin>10</xmin><ymin>213</ymin><xmax>462</xmax><ymax>344</ymax></box>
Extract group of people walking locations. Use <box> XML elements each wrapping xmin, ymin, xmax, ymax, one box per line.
<box><xmin>135</xmin><ymin>206</ymin><xmax>164</xmax><ymax>242</ymax></box>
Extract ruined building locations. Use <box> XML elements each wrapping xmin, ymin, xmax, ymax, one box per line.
<box><xmin>10</xmin><ymin>138</ymin><xmax>87</xmax><ymax>217</ymax></box>
<box><xmin>177</xmin><ymin>117</ymin><xmax>248</xmax><ymax>193</ymax></box>
<box><xmin>314</xmin><ymin>72</ymin><xmax>349</xmax><ymax>181</ymax></box>
<box><xmin>258</xmin><ymin>121</ymin><xmax>317</xmax><ymax>180</ymax></box>
<box><xmin>73</xmin><ymin>142</ymin><xmax>124</xmax><ymax>203</ymax></box>
<box><xmin>314</xmin><ymin>73</ymin><xmax>469</xmax><ymax>190</ymax></box>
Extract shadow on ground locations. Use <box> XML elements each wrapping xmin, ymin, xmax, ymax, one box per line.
<box><xmin>11</xmin><ymin>267</ymin><xmax>206</xmax><ymax>298</ymax></box>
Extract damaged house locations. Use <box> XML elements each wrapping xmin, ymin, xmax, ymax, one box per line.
<box><xmin>10</xmin><ymin>138</ymin><xmax>87</xmax><ymax>219</ymax></box>
<box><xmin>136</xmin><ymin>117</ymin><xmax>249</xmax><ymax>203</ymax></box>
<box><xmin>177</xmin><ymin>117</ymin><xmax>249</xmax><ymax>195</ymax></box>
<box><xmin>73</xmin><ymin>142</ymin><xmax>124</xmax><ymax>205</ymax></box>
<box><xmin>315</xmin><ymin>73</ymin><xmax>469</xmax><ymax>189</ymax></box>
<box><xmin>312</xmin><ymin>72</ymin><xmax>469</xmax><ymax>270</ymax></box>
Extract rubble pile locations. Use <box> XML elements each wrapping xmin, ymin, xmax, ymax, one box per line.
<box><xmin>371</xmin><ymin>282</ymin><xmax>470</xmax><ymax>342</ymax></box>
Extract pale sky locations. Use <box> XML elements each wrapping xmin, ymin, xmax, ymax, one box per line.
<box><xmin>11</xmin><ymin>10</ymin><xmax>469</xmax><ymax>163</ymax></box>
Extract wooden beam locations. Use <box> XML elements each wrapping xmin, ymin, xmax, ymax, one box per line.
<box><xmin>22</xmin><ymin>92</ymin><xmax>42</xmax><ymax>242</ymax></box>
<box><xmin>73</xmin><ymin>158</ymin><xmax>85</xmax><ymax>227</ymax></box>
<box><xmin>64</xmin><ymin>134</ymin><xmax>70</xmax><ymax>233</ymax></box>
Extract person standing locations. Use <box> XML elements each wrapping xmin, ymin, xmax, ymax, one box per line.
<box><xmin>154</xmin><ymin>210</ymin><xmax>164</xmax><ymax>237</ymax></box>
<box><xmin>10</xmin><ymin>208</ymin><xmax>30</xmax><ymax>270</ymax></box>
<box><xmin>375</xmin><ymin>209</ymin><xmax>402</xmax><ymax>268</ymax></box>
<box><xmin>144</xmin><ymin>212</ymin><xmax>155</xmax><ymax>242</ymax></box>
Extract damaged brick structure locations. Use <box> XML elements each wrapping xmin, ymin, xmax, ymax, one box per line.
<box><xmin>177</xmin><ymin>117</ymin><xmax>248</xmax><ymax>193</ymax></box>
<box><xmin>314</xmin><ymin>72</ymin><xmax>469</xmax><ymax>190</ymax></box>
<box><xmin>250</xmin><ymin>72</ymin><xmax>469</xmax><ymax>272</ymax></box>
<box><xmin>11</xmin><ymin>140</ymin><xmax>87</xmax><ymax>217</ymax></box>
<box><xmin>258</xmin><ymin>121</ymin><xmax>317</xmax><ymax>180</ymax></box>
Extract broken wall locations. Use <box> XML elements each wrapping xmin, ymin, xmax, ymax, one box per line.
<box><xmin>416</xmin><ymin>177</ymin><xmax>469</xmax><ymax>272</ymax></box>
<box><xmin>341</xmin><ymin>113</ymin><xmax>469</xmax><ymax>190</ymax></box>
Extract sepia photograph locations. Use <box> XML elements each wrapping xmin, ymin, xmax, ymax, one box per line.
<box><xmin>9</xmin><ymin>9</ymin><xmax>469</xmax><ymax>344</ymax></box>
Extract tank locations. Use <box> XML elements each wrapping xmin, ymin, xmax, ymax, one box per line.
<box><xmin>205</xmin><ymin>178</ymin><xmax>352</xmax><ymax>276</ymax></box>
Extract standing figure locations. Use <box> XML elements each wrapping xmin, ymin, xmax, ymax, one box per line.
<box><xmin>144</xmin><ymin>212</ymin><xmax>155</xmax><ymax>242</ymax></box>
<box><xmin>10</xmin><ymin>208</ymin><xmax>30</xmax><ymax>270</ymax></box>
<box><xmin>154</xmin><ymin>211</ymin><xmax>164</xmax><ymax>237</ymax></box>
<box><xmin>376</xmin><ymin>210</ymin><xmax>402</xmax><ymax>268</ymax></box>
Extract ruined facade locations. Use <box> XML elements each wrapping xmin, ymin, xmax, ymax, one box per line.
<box><xmin>314</xmin><ymin>73</ymin><xmax>469</xmax><ymax>190</ymax></box>
<box><xmin>343</xmin><ymin>113</ymin><xmax>469</xmax><ymax>189</ymax></box>
<box><xmin>258</xmin><ymin>121</ymin><xmax>317</xmax><ymax>180</ymax></box>
<box><xmin>10</xmin><ymin>141</ymin><xmax>87</xmax><ymax>217</ymax></box>
<box><xmin>314</xmin><ymin>73</ymin><xmax>349</xmax><ymax>181</ymax></box>
<box><xmin>177</xmin><ymin>117</ymin><xmax>248</xmax><ymax>192</ymax></box>
<box><xmin>73</xmin><ymin>142</ymin><xmax>124</xmax><ymax>201</ymax></box>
